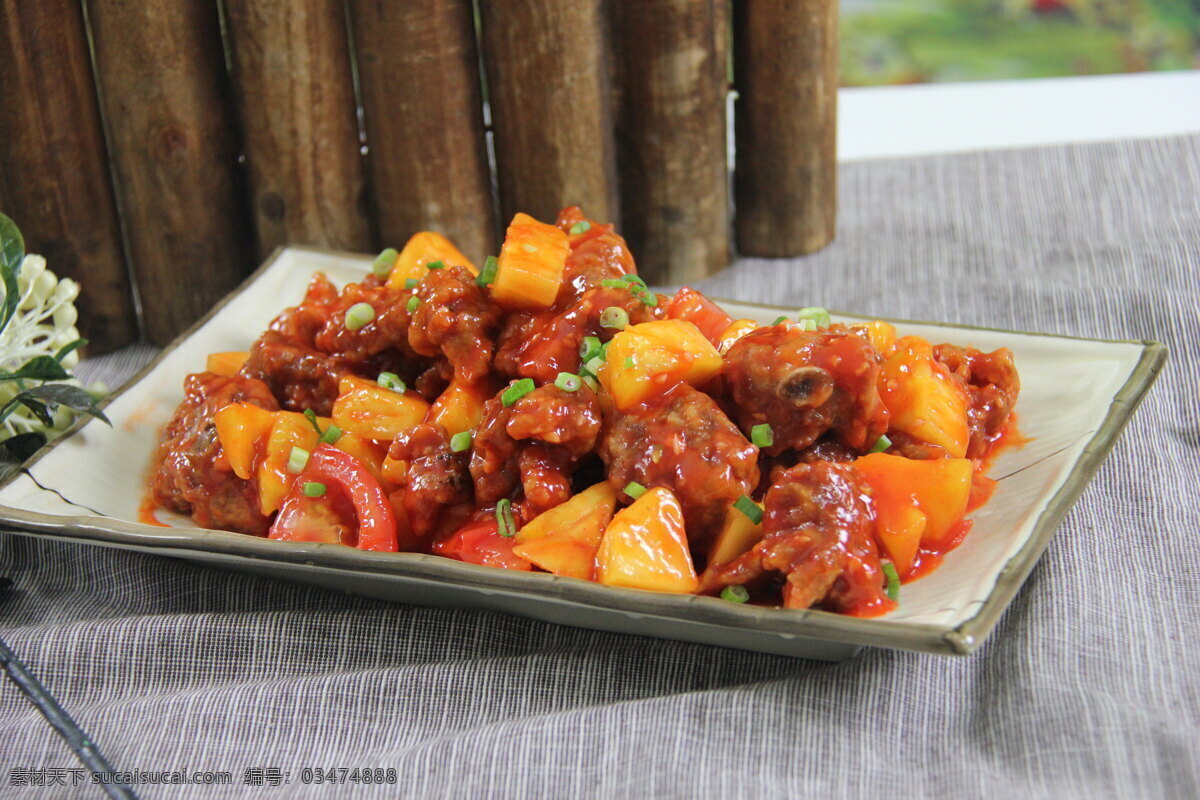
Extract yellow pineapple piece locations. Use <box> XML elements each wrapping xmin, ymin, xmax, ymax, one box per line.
<box><xmin>490</xmin><ymin>212</ymin><xmax>570</xmax><ymax>310</ymax></box>
<box><xmin>595</xmin><ymin>487</ymin><xmax>699</xmax><ymax>593</ymax></box>
<box><xmin>879</xmin><ymin>336</ymin><xmax>970</xmax><ymax>458</ymax></box>
<box><xmin>513</xmin><ymin>483</ymin><xmax>617</xmax><ymax>579</ymax></box>
<box><xmin>332</xmin><ymin>375</ymin><xmax>430</xmax><ymax>443</ymax></box>
<box><xmin>385</xmin><ymin>231</ymin><xmax>477</xmax><ymax>289</ymax></box>
<box><xmin>257</xmin><ymin>410</ymin><xmax>324</xmax><ymax>515</ymax></box>
<box><xmin>605</xmin><ymin>319</ymin><xmax>724</xmax><ymax>410</ymax></box>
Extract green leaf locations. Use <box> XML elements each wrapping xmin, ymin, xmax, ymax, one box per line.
<box><xmin>1</xmin><ymin>431</ymin><xmax>47</xmax><ymax>460</ymax></box>
<box><xmin>0</xmin><ymin>384</ymin><xmax>111</xmax><ymax>427</ymax></box>
<box><xmin>0</xmin><ymin>212</ymin><xmax>25</xmax><ymax>339</ymax></box>
<box><xmin>54</xmin><ymin>338</ymin><xmax>88</xmax><ymax>362</ymax></box>
<box><xmin>0</xmin><ymin>355</ymin><xmax>71</xmax><ymax>382</ymax></box>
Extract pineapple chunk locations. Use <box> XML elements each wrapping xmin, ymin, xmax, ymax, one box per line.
<box><xmin>332</xmin><ymin>375</ymin><xmax>430</xmax><ymax>443</ymax></box>
<box><xmin>513</xmin><ymin>483</ymin><xmax>617</xmax><ymax>579</ymax></box>
<box><xmin>333</xmin><ymin>432</ymin><xmax>390</xmax><ymax>487</ymax></box>
<box><xmin>855</xmin><ymin>452</ymin><xmax>973</xmax><ymax>573</ymax></box>
<box><xmin>879</xmin><ymin>336</ymin><xmax>970</xmax><ymax>458</ymax></box>
<box><xmin>706</xmin><ymin>502</ymin><xmax>765</xmax><ymax>569</ymax></box>
<box><xmin>605</xmin><ymin>319</ymin><xmax>725</xmax><ymax>410</ymax></box>
<box><xmin>257</xmin><ymin>410</ymin><xmax>323</xmax><ymax>514</ymax></box>
<box><xmin>427</xmin><ymin>377</ymin><xmax>495</xmax><ymax>436</ymax></box>
<box><xmin>595</xmin><ymin>487</ymin><xmax>699</xmax><ymax>593</ymax></box>
<box><xmin>385</xmin><ymin>231</ymin><xmax>477</xmax><ymax>289</ymax></box>
<box><xmin>850</xmin><ymin>320</ymin><xmax>897</xmax><ymax>356</ymax></box>
<box><xmin>490</xmin><ymin>212</ymin><xmax>570</xmax><ymax>310</ymax></box>
<box><xmin>205</xmin><ymin>351</ymin><xmax>249</xmax><ymax>377</ymax></box>
<box><xmin>716</xmin><ymin>319</ymin><xmax>760</xmax><ymax>354</ymax></box>
<box><xmin>213</xmin><ymin>402</ymin><xmax>275</xmax><ymax>480</ymax></box>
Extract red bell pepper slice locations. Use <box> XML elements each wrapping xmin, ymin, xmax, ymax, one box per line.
<box><xmin>269</xmin><ymin>444</ymin><xmax>398</xmax><ymax>552</ymax></box>
<box><xmin>433</xmin><ymin>512</ymin><xmax>532</xmax><ymax>571</ymax></box>
<box><xmin>665</xmin><ymin>287</ymin><xmax>734</xmax><ymax>346</ymax></box>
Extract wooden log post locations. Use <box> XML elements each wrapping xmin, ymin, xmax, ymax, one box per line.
<box><xmin>223</xmin><ymin>0</ymin><xmax>371</xmax><ymax>259</ymax></box>
<box><xmin>611</xmin><ymin>0</ymin><xmax>730</xmax><ymax>283</ymax></box>
<box><xmin>0</xmin><ymin>0</ymin><xmax>137</xmax><ymax>352</ymax></box>
<box><xmin>478</xmin><ymin>0</ymin><xmax>620</xmax><ymax>229</ymax></box>
<box><xmin>734</xmin><ymin>0</ymin><xmax>838</xmax><ymax>256</ymax></box>
<box><xmin>88</xmin><ymin>0</ymin><xmax>254</xmax><ymax>345</ymax></box>
<box><xmin>348</xmin><ymin>0</ymin><xmax>496</xmax><ymax>262</ymax></box>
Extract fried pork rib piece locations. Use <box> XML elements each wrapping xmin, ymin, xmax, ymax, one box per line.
<box><xmin>599</xmin><ymin>383</ymin><xmax>759</xmax><ymax>545</ymax></box>
<box><xmin>934</xmin><ymin>344</ymin><xmax>1020</xmax><ymax>458</ymax></box>
<box><xmin>703</xmin><ymin>462</ymin><xmax>891</xmax><ymax>614</ymax></box>
<box><xmin>470</xmin><ymin>383</ymin><xmax>603</xmax><ymax>513</ymax></box>
<box><xmin>407</xmin><ymin>266</ymin><xmax>501</xmax><ymax>384</ymax></box>
<box><xmin>151</xmin><ymin>372</ymin><xmax>279</xmax><ymax>536</ymax></box>
<box><xmin>724</xmin><ymin>325</ymin><xmax>888</xmax><ymax>454</ymax></box>
<box><xmin>389</xmin><ymin>423</ymin><xmax>472</xmax><ymax>539</ymax></box>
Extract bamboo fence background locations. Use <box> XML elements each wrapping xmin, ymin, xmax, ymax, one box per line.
<box><xmin>0</xmin><ymin>0</ymin><xmax>838</xmax><ymax>352</ymax></box>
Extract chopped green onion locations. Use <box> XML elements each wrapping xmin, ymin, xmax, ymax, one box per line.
<box><xmin>797</xmin><ymin>306</ymin><xmax>831</xmax><ymax>329</ymax></box>
<box><xmin>622</xmin><ymin>356</ymin><xmax>634</xmax><ymax>369</ymax></box>
<box><xmin>584</xmin><ymin>356</ymin><xmax>606</xmax><ymax>377</ymax></box>
<box><xmin>581</xmin><ymin>375</ymin><xmax>600</xmax><ymax>393</ymax></box>
<box><xmin>345</xmin><ymin>302</ymin><xmax>375</xmax><ymax>331</ymax></box>
<box><xmin>882</xmin><ymin>562</ymin><xmax>900</xmax><ymax>602</ymax></box>
<box><xmin>600</xmin><ymin>278</ymin><xmax>626</xmax><ymax>289</ymax></box>
<box><xmin>287</xmin><ymin>446</ymin><xmax>310</xmax><ymax>474</ymax></box>
<box><xmin>720</xmin><ymin>585</ymin><xmax>750</xmax><ymax>604</ymax></box>
<box><xmin>772</xmin><ymin>315</ymin><xmax>790</xmax><ymax>325</ymax></box>
<box><xmin>318</xmin><ymin>424</ymin><xmax>343</xmax><ymax>445</ymax></box>
<box><xmin>303</xmin><ymin>482</ymin><xmax>327</xmax><ymax>498</ymax></box>
<box><xmin>579</xmin><ymin>335</ymin><xmax>603</xmax><ymax>362</ymax></box>
<box><xmin>623</xmin><ymin>481</ymin><xmax>647</xmax><ymax>500</ymax></box>
<box><xmin>377</xmin><ymin>372</ymin><xmax>405</xmax><ymax>392</ymax></box>
<box><xmin>372</xmin><ymin>247</ymin><xmax>398</xmax><ymax>277</ymax></box>
<box><xmin>797</xmin><ymin>318</ymin><xmax>818</xmax><ymax>332</ymax></box>
<box><xmin>302</xmin><ymin>408</ymin><xmax>322</xmax><ymax>435</ymax></box>
<box><xmin>406</xmin><ymin>295</ymin><xmax>421</xmax><ymax>313</ymax></box>
<box><xmin>501</xmin><ymin>378</ymin><xmax>535</xmax><ymax>407</ymax></box>
<box><xmin>600</xmin><ymin>341</ymin><xmax>610</xmax><ymax>359</ymax></box>
<box><xmin>449</xmin><ymin>431</ymin><xmax>473</xmax><ymax>452</ymax></box>
<box><xmin>569</xmin><ymin>220</ymin><xmax>592</xmax><ymax>235</ymax></box>
<box><xmin>426</xmin><ymin>259</ymin><xmax>444</xmax><ymax>270</ymax></box>
<box><xmin>622</xmin><ymin>274</ymin><xmax>648</xmax><ymax>288</ymax></box>
<box><xmin>404</xmin><ymin>278</ymin><xmax>419</xmax><ymax>290</ymax></box>
<box><xmin>599</xmin><ymin>306</ymin><xmax>629</xmax><ymax>329</ymax></box>
<box><xmin>496</xmin><ymin>498</ymin><xmax>517</xmax><ymax>538</ymax></box>
<box><xmin>870</xmin><ymin>434</ymin><xmax>892</xmax><ymax>454</ymax></box>
<box><xmin>639</xmin><ymin>290</ymin><xmax>659</xmax><ymax>308</ymax></box>
<box><xmin>555</xmin><ymin>372</ymin><xmax>582</xmax><ymax>392</ymax></box>
<box><xmin>733</xmin><ymin>495</ymin><xmax>763</xmax><ymax>525</ymax></box>
<box><xmin>475</xmin><ymin>255</ymin><xmax>499</xmax><ymax>287</ymax></box>
<box><xmin>751</xmin><ymin>423</ymin><xmax>774</xmax><ymax>448</ymax></box>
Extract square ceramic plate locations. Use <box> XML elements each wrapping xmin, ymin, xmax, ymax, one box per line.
<box><xmin>0</xmin><ymin>247</ymin><xmax>1165</xmax><ymax>661</ymax></box>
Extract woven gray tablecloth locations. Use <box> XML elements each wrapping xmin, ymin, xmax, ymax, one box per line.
<box><xmin>1</xmin><ymin>135</ymin><xmax>1197</xmax><ymax>799</ymax></box>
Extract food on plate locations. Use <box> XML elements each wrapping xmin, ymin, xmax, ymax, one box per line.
<box><xmin>147</xmin><ymin>207</ymin><xmax>1020</xmax><ymax>617</ymax></box>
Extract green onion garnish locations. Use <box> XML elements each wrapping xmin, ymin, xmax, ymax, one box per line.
<box><xmin>882</xmin><ymin>562</ymin><xmax>900</xmax><ymax>602</ymax></box>
<box><xmin>599</xmin><ymin>306</ymin><xmax>629</xmax><ymax>329</ymax></box>
<box><xmin>303</xmin><ymin>482</ymin><xmax>327</xmax><ymax>498</ymax></box>
<box><xmin>302</xmin><ymin>408</ymin><xmax>322</xmax><ymax>435</ymax></box>
<box><xmin>720</xmin><ymin>585</ymin><xmax>750</xmax><ymax>604</ymax></box>
<box><xmin>372</xmin><ymin>247</ymin><xmax>398</xmax><ymax>277</ymax></box>
<box><xmin>318</xmin><ymin>424</ymin><xmax>343</xmax><ymax>445</ymax></box>
<box><xmin>751</xmin><ymin>423</ymin><xmax>774</xmax><ymax>448</ymax></box>
<box><xmin>797</xmin><ymin>306</ymin><xmax>831</xmax><ymax>329</ymax></box>
<box><xmin>733</xmin><ymin>495</ymin><xmax>763</xmax><ymax>525</ymax></box>
<box><xmin>579</xmin><ymin>335</ymin><xmax>603</xmax><ymax>362</ymax></box>
<box><xmin>345</xmin><ymin>302</ymin><xmax>375</xmax><ymax>331</ymax></box>
<box><xmin>623</xmin><ymin>481</ymin><xmax>646</xmax><ymax>500</ymax></box>
<box><xmin>496</xmin><ymin>498</ymin><xmax>516</xmax><ymax>538</ymax></box>
<box><xmin>584</xmin><ymin>356</ymin><xmax>606</xmax><ymax>377</ymax></box>
<box><xmin>797</xmin><ymin>318</ymin><xmax>818</xmax><ymax>332</ymax></box>
<box><xmin>287</xmin><ymin>446</ymin><xmax>310</xmax><ymax>474</ymax></box>
<box><xmin>600</xmin><ymin>278</ymin><xmax>627</xmax><ymax>289</ymax></box>
<box><xmin>569</xmin><ymin>220</ymin><xmax>591</xmax><ymax>235</ymax></box>
<box><xmin>555</xmin><ymin>372</ymin><xmax>582</xmax><ymax>392</ymax></box>
<box><xmin>622</xmin><ymin>356</ymin><xmax>634</xmax><ymax>369</ymax></box>
<box><xmin>426</xmin><ymin>260</ymin><xmax>444</xmax><ymax>270</ymax></box>
<box><xmin>501</xmin><ymin>378</ymin><xmax>535</xmax><ymax>407</ymax></box>
<box><xmin>475</xmin><ymin>255</ymin><xmax>499</xmax><ymax>287</ymax></box>
<box><xmin>449</xmin><ymin>431</ymin><xmax>472</xmax><ymax>453</ymax></box>
<box><xmin>377</xmin><ymin>372</ymin><xmax>405</xmax><ymax>392</ymax></box>
<box><xmin>870</xmin><ymin>434</ymin><xmax>892</xmax><ymax>454</ymax></box>
<box><xmin>582</xmin><ymin>375</ymin><xmax>600</xmax><ymax>393</ymax></box>
<box><xmin>405</xmin><ymin>278</ymin><xmax>419</xmax><ymax>290</ymax></box>
<box><xmin>772</xmin><ymin>315</ymin><xmax>790</xmax><ymax>325</ymax></box>
<box><xmin>406</xmin><ymin>295</ymin><xmax>421</xmax><ymax>313</ymax></box>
